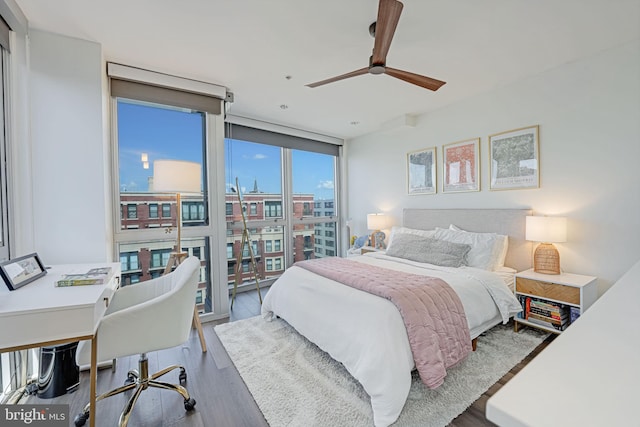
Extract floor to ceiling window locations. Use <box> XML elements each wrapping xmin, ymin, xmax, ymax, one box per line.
<box><xmin>225</xmin><ymin>121</ymin><xmax>342</xmax><ymax>290</ymax></box>
<box><xmin>109</xmin><ymin>64</ymin><xmax>225</xmax><ymax>317</ymax></box>
<box><xmin>115</xmin><ymin>99</ymin><xmax>212</xmax><ymax>312</ymax></box>
<box><xmin>291</xmin><ymin>149</ymin><xmax>338</xmax><ymax>259</ymax></box>
<box><xmin>0</xmin><ymin>14</ymin><xmax>33</xmax><ymax>404</ymax></box>
<box><xmin>0</xmin><ymin>19</ymin><xmax>9</xmax><ymax>264</ymax></box>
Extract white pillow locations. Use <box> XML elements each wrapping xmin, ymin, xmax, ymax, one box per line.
<box><xmin>493</xmin><ymin>234</ymin><xmax>509</xmax><ymax>269</ymax></box>
<box><xmin>449</xmin><ymin>224</ymin><xmax>509</xmax><ymax>270</ymax></box>
<box><xmin>433</xmin><ymin>227</ymin><xmax>497</xmax><ymax>270</ymax></box>
<box><xmin>387</xmin><ymin>226</ymin><xmax>435</xmax><ymax>249</ymax></box>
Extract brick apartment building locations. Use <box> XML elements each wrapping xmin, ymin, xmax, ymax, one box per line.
<box><xmin>118</xmin><ymin>186</ymin><xmax>335</xmax><ymax>313</ymax></box>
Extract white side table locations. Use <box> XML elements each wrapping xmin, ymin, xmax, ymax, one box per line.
<box><xmin>513</xmin><ymin>269</ymin><xmax>597</xmax><ymax>334</ymax></box>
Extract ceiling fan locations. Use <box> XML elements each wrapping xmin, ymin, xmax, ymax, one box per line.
<box><xmin>306</xmin><ymin>0</ymin><xmax>446</xmax><ymax>91</ymax></box>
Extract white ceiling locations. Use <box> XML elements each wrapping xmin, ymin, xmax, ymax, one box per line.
<box><xmin>13</xmin><ymin>0</ymin><xmax>640</xmax><ymax>140</ymax></box>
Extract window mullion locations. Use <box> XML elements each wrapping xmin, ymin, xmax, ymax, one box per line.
<box><xmin>282</xmin><ymin>148</ymin><xmax>294</xmax><ymax>268</ymax></box>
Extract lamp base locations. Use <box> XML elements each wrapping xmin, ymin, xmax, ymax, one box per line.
<box><xmin>370</xmin><ymin>230</ymin><xmax>387</xmax><ymax>250</ymax></box>
<box><xmin>533</xmin><ymin>243</ymin><xmax>561</xmax><ymax>275</ymax></box>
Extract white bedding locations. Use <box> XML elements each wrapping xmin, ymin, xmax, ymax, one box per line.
<box><xmin>261</xmin><ymin>252</ymin><xmax>522</xmax><ymax>427</ymax></box>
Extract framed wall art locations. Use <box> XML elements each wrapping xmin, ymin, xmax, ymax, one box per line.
<box><xmin>407</xmin><ymin>147</ymin><xmax>436</xmax><ymax>195</ymax></box>
<box><xmin>442</xmin><ymin>137</ymin><xmax>480</xmax><ymax>193</ymax></box>
<box><xmin>0</xmin><ymin>252</ymin><xmax>47</xmax><ymax>291</ymax></box>
<box><xmin>489</xmin><ymin>125</ymin><xmax>540</xmax><ymax>190</ymax></box>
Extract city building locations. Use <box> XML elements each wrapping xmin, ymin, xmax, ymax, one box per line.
<box><xmin>118</xmin><ymin>187</ymin><xmax>334</xmax><ymax>313</ymax></box>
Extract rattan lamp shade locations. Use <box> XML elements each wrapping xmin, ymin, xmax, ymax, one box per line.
<box><xmin>525</xmin><ymin>216</ymin><xmax>567</xmax><ymax>275</ymax></box>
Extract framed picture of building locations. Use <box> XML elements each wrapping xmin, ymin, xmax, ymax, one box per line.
<box><xmin>489</xmin><ymin>125</ymin><xmax>540</xmax><ymax>190</ymax></box>
<box><xmin>407</xmin><ymin>147</ymin><xmax>436</xmax><ymax>195</ymax></box>
<box><xmin>443</xmin><ymin>138</ymin><xmax>480</xmax><ymax>193</ymax></box>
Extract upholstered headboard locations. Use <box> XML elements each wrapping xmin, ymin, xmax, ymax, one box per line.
<box><xmin>402</xmin><ymin>208</ymin><xmax>533</xmax><ymax>272</ymax></box>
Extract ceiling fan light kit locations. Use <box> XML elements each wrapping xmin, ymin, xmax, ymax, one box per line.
<box><xmin>306</xmin><ymin>0</ymin><xmax>446</xmax><ymax>91</ymax></box>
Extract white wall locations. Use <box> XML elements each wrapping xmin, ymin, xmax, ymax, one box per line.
<box><xmin>27</xmin><ymin>30</ymin><xmax>111</xmax><ymax>264</ymax></box>
<box><xmin>346</xmin><ymin>40</ymin><xmax>640</xmax><ymax>294</ymax></box>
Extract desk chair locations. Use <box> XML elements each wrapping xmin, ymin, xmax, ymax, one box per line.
<box><xmin>74</xmin><ymin>256</ymin><xmax>201</xmax><ymax>427</ymax></box>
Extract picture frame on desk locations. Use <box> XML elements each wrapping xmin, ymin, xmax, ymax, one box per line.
<box><xmin>0</xmin><ymin>252</ymin><xmax>47</xmax><ymax>291</ymax></box>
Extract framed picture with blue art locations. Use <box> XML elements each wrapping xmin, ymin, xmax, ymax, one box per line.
<box><xmin>407</xmin><ymin>147</ymin><xmax>436</xmax><ymax>195</ymax></box>
<box><xmin>489</xmin><ymin>125</ymin><xmax>540</xmax><ymax>190</ymax></box>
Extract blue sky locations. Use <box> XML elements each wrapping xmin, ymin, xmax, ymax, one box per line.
<box><xmin>118</xmin><ymin>101</ymin><xmax>335</xmax><ymax>198</ymax></box>
<box><xmin>118</xmin><ymin>101</ymin><xmax>203</xmax><ymax>193</ymax></box>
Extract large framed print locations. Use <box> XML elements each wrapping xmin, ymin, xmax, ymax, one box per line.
<box><xmin>443</xmin><ymin>138</ymin><xmax>480</xmax><ymax>193</ymax></box>
<box><xmin>407</xmin><ymin>147</ymin><xmax>436</xmax><ymax>195</ymax></box>
<box><xmin>489</xmin><ymin>125</ymin><xmax>540</xmax><ymax>190</ymax></box>
<box><xmin>0</xmin><ymin>252</ymin><xmax>47</xmax><ymax>291</ymax></box>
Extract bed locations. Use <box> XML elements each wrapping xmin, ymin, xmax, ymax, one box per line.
<box><xmin>261</xmin><ymin>208</ymin><xmax>532</xmax><ymax>427</ymax></box>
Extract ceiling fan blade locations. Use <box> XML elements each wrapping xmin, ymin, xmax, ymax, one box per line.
<box><xmin>385</xmin><ymin>67</ymin><xmax>446</xmax><ymax>91</ymax></box>
<box><xmin>306</xmin><ymin>67</ymin><xmax>370</xmax><ymax>88</ymax></box>
<box><xmin>372</xmin><ymin>0</ymin><xmax>404</xmax><ymax>65</ymax></box>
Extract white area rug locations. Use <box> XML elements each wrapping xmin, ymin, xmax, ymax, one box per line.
<box><xmin>215</xmin><ymin>316</ymin><xmax>547</xmax><ymax>427</ymax></box>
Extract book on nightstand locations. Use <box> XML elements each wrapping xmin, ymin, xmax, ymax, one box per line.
<box><xmin>569</xmin><ymin>306</ymin><xmax>581</xmax><ymax>323</ymax></box>
<box><xmin>56</xmin><ymin>267</ymin><xmax>113</xmax><ymax>287</ymax></box>
<box><xmin>519</xmin><ymin>296</ymin><xmax>571</xmax><ymax>330</ymax></box>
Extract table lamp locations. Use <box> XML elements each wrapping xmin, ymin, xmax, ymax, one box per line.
<box><xmin>153</xmin><ymin>160</ymin><xmax>201</xmax><ymax>254</ymax></box>
<box><xmin>367</xmin><ymin>213</ymin><xmax>391</xmax><ymax>249</ymax></box>
<box><xmin>525</xmin><ymin>216</ymin><xmax>567</xmax><ymax>275</ymax></box>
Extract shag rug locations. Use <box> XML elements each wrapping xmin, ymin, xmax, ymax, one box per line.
<box><xmin>215</xmin><ymin>316</ymin><xmax>547</xmax><ymax>427</ymax></box>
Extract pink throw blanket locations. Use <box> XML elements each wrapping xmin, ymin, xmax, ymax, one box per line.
<box><xmin>295</xmin><ymin>257</ymin><xmax>472</xmax><ymax>388</ymax></box>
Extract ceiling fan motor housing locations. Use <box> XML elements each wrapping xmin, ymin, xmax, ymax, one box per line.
<box><xmin>368</xmin><ymin>55</ymin><xmax>386</xmax><ymax>75</ymax></box>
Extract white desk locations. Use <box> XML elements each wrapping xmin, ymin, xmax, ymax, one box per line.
<box><xmin>486</xmin><ymin>259</ymin><xmax>640</xmax><ymax>426</ymax></box>
<box><xmin>0</xmin><ymin>263</ymin><xmax>120</xmax><ymax>427</ymax></box>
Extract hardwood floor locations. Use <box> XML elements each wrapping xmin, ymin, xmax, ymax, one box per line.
<box><xmin>25</xmin><ymin>288</ymin><xmax>553</xmax><ymax>426</ymax></box>
<box><xmin>449</xmin><ymin>331</ymin><xmax>554</xmax><ymax>427</ymax></box>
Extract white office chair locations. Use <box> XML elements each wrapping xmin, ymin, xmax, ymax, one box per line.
<box><xmin>74</xmin><ymin>256</ymin><xmax>201</xmax><ymax>427</ymax></box>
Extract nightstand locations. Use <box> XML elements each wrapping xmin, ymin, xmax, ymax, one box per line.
<box><xmin>513</xmin><ymin>269</ymin><xmax>597</xmax><ymax>334</ymax></box>
<box><xmin>360</xmin><ymin>246</ymin><xmax>381</xmax><ymax>254</ymax></box>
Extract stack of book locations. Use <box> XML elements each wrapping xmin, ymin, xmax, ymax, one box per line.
<box><xmin>569</xmin><ymin>306</ymin><xmax>581</xmax><ymax>324</ymax></box>
<box><xmin>56</xmin><ymin>267</ymin><xmax>114</xmax><ymax>287</ymax></box>
<box><xmin>517</xmin><ymin>295</ymin><xmax>571</xmax><ymax>331</ymax></box>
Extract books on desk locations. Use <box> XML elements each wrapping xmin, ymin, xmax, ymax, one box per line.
<box><xmin>56</xmin><ymin>267</ymin><xmax>113</xmax><ymax>287</ymax></box>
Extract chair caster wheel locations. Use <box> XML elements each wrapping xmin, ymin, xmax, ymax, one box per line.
<box><xmin>179</xmin><ymin>367</ymin><xmax>187</xmax><ymax>384</ymax></box>
<box><xmin>184</xmin><ymin>397</ymin><xmax>196</xmax><ymax>411</ymax></box>
<box><xmin>74</xmin><ymin>412</ymin><xmax>88</xmax><ymax>427</ymax></box>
